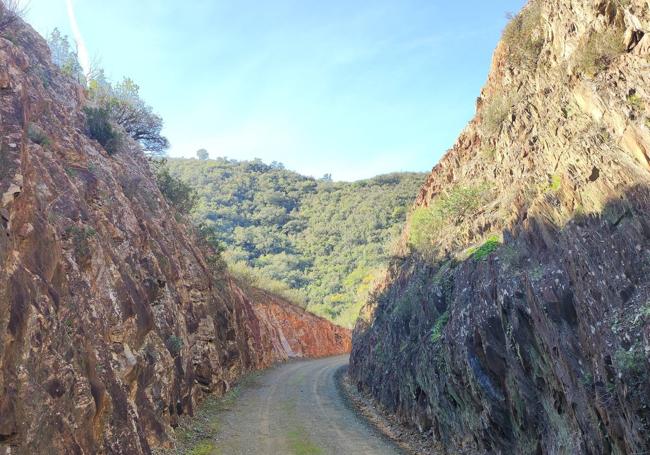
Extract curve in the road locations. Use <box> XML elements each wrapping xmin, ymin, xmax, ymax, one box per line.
<box><xmin>212</xmin><ymin>355</ymin><xmax>403</xmax><ymax>455</ymax></box>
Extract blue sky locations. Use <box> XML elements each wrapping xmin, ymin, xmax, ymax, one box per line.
<box><xmin>25</xmin><ymin>0</ymin><xmax>526</xmax><ymax>181</ymax></box>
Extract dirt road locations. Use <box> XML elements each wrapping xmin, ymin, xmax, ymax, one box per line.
<box><xmin>212</xmin><ymin>355</ymin><xmax>403</xmax><ymax>454</ymax></box>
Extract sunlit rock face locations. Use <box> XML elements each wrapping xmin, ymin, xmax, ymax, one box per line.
<box><xmin>0</xmin><ymin>7</ymin><xmax>350</xmax><ymax>454</ymax></box>
<box><xmin>350</xmin><ymin>0</ymin><xmax>650</xmax><ymax>453</ymax></box>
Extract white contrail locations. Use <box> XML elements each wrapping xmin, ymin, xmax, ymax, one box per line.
<box><xmin>64</xmin><ymin>0</ymin><xmax>90</xmax><ymax>77</ymax></box>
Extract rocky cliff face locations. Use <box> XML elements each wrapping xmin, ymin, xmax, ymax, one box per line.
<box><xmin>0</xmin><ymin>10</ymin><xmax>349</xmax><ymax>455</ymax></box>
<box><xmin>351</xmin><ymin>0</ymin><xmax>650</xmax><ymax>453</ymax></box>
<box><xmin>234</xmin><ymin>286</ymin><xmax>352</xmax><ymax>364</ymax></box>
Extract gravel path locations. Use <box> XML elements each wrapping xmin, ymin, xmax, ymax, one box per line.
<box><xmin>212</xmin><ymin>355</ymin><xmax>403</xmax><ymax>454</ymax></box>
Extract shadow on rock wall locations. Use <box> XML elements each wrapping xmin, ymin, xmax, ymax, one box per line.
<box><xmin>351</xmin><ymin>184</ymin><xmax>650</xmax><ymax>455</ymax></box>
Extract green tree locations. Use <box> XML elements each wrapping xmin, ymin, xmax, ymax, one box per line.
<box><xmin>151</xmin><ymin>159</ymin><xmax>197</xmax><ymax>214</ymax></box>
<box><xmin>95</xmin><ymin>78</ymin><xmax>169</xmax><ymax>155</ymax></box>
<box><xmin>47</xmin><ymin>28</ymin><xmax>85</xmax><ymax>83</ymax></box>
<box><xmin>197</xmin><ymin>149</ymin><xmax>209</xmax><ymax>160</ymax></box>
<box><xmin>165</xmin><ymin>157</ymin><xmax>425</xmax><ymax>327</ymax></box>
<box><xmin>46</xmin><ymin>32</ymin><xmax>168</xmax><ymax>156</ymax></box>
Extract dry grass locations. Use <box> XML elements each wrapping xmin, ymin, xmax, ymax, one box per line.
<box><xmin>574</xmin><ymin>27</ymin><xmax>626</xmax><ymax>77</ymax></box>
<box><xmin>481</xmin><ymin>93</ymin><xmax>519</xmax><ymax>136</ymax></box>
<box><xmin>502</xmin><ymin>1</ymin><xmax>544</xmax><ymax>69</ymax></box>
<box><xmin>0</xmin><ymin>0</ymin><xmax>28</xmax><ymax>31</ymax></box>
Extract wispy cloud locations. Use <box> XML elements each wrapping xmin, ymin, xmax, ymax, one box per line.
<box><xmin>65</xmin><ymin>0</ymin><xmax>90</xmax><ymax>76</ymax></box>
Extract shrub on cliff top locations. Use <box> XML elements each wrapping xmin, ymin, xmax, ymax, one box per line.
<box><xmin>89</xmin><ymin>77</ymin><xmax>169</xmax><ymax>156</ymax></box>
<box><xmin>47</xmin><ymin>28</ymin><xmax>86</xmax><ymax>84</ymax></box>
<box><xmin>0</xmin><ymin>0</ymin><xmax>27</xmax><ymax>31</ymax></box>
<box><xmin>46</xmin><ymin>30</ymin><xmax>169</xmax><ymax>155</ymax></box>
<box><xmin>502</xmin><ymin>1</ymin><xmax>544</xmax><ymax>69</ymax></box>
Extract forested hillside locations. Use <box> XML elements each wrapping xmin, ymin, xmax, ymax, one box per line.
<box><xmin>167</xmin><ymin>158</ymin><xmax>425</xmax><ymax>327</ymax></box>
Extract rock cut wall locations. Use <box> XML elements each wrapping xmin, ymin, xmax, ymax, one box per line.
<box><xmin>351</xmin><ymin>0</ymin><xmax>650</xmax><ymax>453</ymax></box>
<box><xmin>0</xmin><ymin>9</ymin><xmax>349</xmax><ymax>455</ymax></box>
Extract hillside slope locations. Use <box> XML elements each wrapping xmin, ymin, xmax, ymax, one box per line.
<box><xmin>350</xmin><ymin>0</ymin><xmax>650</xmax><ymax>453</ymax></box>
<box><xmin>0</xmin><ymin>9</ymin><xmax>349</xmax><ymax>455</ymax></box>
<box><xmin>167</xmin><ymin>158</ymin><xmax>425</xmax><ymax>326</ymax></box>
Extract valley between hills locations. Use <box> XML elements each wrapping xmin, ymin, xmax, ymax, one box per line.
<box><xmin>1</xmin><ymin>0</ymin><xmax>649</xmax><ymax>454</ymax></box>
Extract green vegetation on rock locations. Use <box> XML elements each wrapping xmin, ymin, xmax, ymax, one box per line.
<box><xmin>574</xmin><ymin>27</ymin><xmax>626</xmax><ymax>77</ymax></box>
<box><xmin>481</xmin><ymin>93</ymin><xmax>522</xmax><ymax>137</ymax></box>
<box><xmin>408</xmin><ymin>183</ymin><xmax>492</xmax><ymax>255</ymax></box>
<box><xmin>166</xmin><ymin>158</ymin><xmax>425</xmax><ymax>327</ymax></box>
<box><xmin>468</xmin><ymin>235</ymin><xmax>501</xmax><ymax>261</ymax></box>
<box><xmin>27</xmin><ymin>123</ymin><xmax>51</xmax><ymax>147</ymax></box>
<box><xmin>84</xmin><ymin>107</ymin><xmax>121</xmax><ymax>155</ymax></box>
<box><xmin>502</xmin><ymin>1</ymin><xmax>543</xmax><ymax>69</ymax></box>
<box><xmin>166</xmin><ymin>335</ymin><xmax>183</xmax><ymax>356</ymax></box>
<box><xmin>430</xmin><ymin>310</ymin><xmax>450</xmax><ymax>343</ymax></box>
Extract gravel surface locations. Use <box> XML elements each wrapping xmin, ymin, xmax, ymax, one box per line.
<box><xmin>210</xmin><ymin>354</ymin><xmax>403</xmax><ymax>454</ymax></box>
<box><xmin>338</xmin><ymin>368</ymin><xmax>441</xmax><ymax>455</ymax></box>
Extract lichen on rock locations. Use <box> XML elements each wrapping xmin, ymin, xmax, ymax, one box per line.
<box><xmin>350</xmin><ymin>0</ymin><xmax>650</xmax><ymax>453</ymax></box>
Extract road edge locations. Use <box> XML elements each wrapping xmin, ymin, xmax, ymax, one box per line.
<box><xmin>334</xmin><ymin>365</ymin><xmax>440</xmax><ymax>455</ymax></box>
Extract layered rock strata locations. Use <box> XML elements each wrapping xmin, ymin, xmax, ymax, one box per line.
<box><xmin>351</xmin><ymin>0</ymin><xmax>650</xmax><ymax>453</ymax></box>
<box><xmin>0</xmin><ymin>10</ymin><xmax>349</xmax><ymax>454</ymax></box>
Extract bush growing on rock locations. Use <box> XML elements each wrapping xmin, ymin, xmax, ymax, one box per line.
<box><xmin>47</xmin><ymin>28</ymin><xmax>86</xmax><ymax>84</ymax></box>
<box><xmin>467</xmin><ymin>235</ymin><xmax>501</xmax><ymax>261</ymax></box>
<box><xmin>574</xmin><ymin>27</ymin><xmax>626</xmax><ymax>77</ymax></box>
<box><xmin>408</xmin><ymin>184</ymin><xmax>492</xmax><ymax>254</ymax></box>
<box><xmin>89</xmin><ymin>77</ymin><xmax>169</xmax><ymax>155</ymax></box>
<box><xmin>151</xmin><ymin>159</ymin><xmax>197</xmax><ymax>214</ymax></box>
<box><xmin>408</xmin><ymin>206</ymin><xmax>444</xmax><ymax>254</ymax></box>
<box><xmin>502</xmin><ymin>1</ymin><xmax>544</xmax><ymax>69</ymax></box>
<box><xmin>63</xmin><ymin>225</ymin><xmax>96</xmax><ymax>265</ymax></box>
<box><xmin>84</xmin><ymin>107</ymin><xmax>121</xmax><ymax>155</ymax></box>
<box><xmin>481</xmin><ymin>93</ymin><xmax>519</xmax><ymax>136</ymax></box>
<box><xmin>0</xmin><ymin>0</ymin><xmax>27</xmax><ymax>31</ymax></box>
<box><xmin>27</xmin><ymin>123</ymin><xmax>51</xmax><ymax>147</ymax></box>
<box><xmin>430</xmin><ymin>310</ymin><xmax>450</xmax><ymax>343</ymax></box>
<box><xmin>46</xmin><ymin>31</ymin><xmax>169</xmax><ymax>156</ymax></box>
<box><xmin>166</xmin><ymin>335</ymin><xmax>183</xmax><ymax>356</ymax></box>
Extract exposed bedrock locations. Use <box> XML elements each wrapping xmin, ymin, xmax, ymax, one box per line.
<box><xmin>0</xmin><ymin>8</ymin><xmax>349</xmax><ymax>454</ymax></box>
<box><xmin>351</xmin><ymin>0</ymin><xmax>650</xmax><ymax>453</ymax></box>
